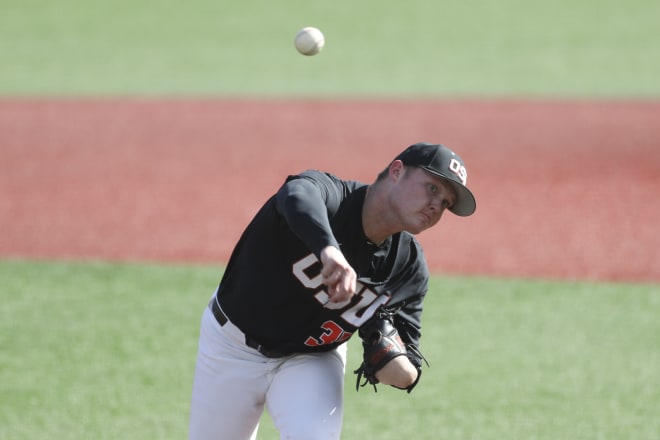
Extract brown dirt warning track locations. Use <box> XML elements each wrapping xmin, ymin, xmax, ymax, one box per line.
<box><xmin>1</xmin><ymin>99</ymin><xmax>658</xmax><ymax>283</ymax></box>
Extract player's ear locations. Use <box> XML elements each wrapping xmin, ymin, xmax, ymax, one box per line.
<box><xmin>389</xmin><ymin>160</ymin><xmax>405</xmax><ymax>181</ymax></box>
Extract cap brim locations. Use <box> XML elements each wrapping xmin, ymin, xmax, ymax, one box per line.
<box><xmin>445</xmin><ymin>180</ymin><xmax>476</xmax><ymax>216</ymax></box>
<box><xmin>421</xmin><ymin>168</ymin><xmax>476</xmax><ymax>216</ymax></box>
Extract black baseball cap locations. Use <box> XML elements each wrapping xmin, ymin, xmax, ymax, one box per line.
<box><xmin>395</xmin><ymin>142</ymin><xmax>476</xmax><ymax>216</ymax></box>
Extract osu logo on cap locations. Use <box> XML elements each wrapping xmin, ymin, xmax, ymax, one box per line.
<box><xmin>448</xmin><ymin>158</ymin><xmax>468</xmax><ymax>186</ymax></box>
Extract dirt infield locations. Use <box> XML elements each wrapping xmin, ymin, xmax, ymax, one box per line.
<box><xmin>1</xmin><ymin>99</ymin><xmax>658</xmax><ymax>282</ymax></box>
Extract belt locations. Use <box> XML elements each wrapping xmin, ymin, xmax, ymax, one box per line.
<box><xmin>210</xmin><ymin>296</ymin><xmax>289</xmax><ymax>358</ymax></box>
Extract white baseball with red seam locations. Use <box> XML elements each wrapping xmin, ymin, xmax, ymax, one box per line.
<box><xmin>294</xmin><ymin>27</ymin><xmax>325</xmax><ymax>56</ymax></box>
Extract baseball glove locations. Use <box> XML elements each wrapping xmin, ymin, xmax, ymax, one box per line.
<box><xmin>354</xmin><ymin>309</ymin><xmax>427</xmax><ymax>393</ymax></box>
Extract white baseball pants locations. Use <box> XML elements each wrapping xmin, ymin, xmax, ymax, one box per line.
<box><xmin>189</xmin><ymin>303</ymin><xmax>347</xmax><ymax>440</ymax></box>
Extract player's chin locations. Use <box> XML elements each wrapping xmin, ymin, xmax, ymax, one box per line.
<box><xmin>405</xmin><ymin>217</ymin><xmax>437</xmax><ymax>235</ymax></box>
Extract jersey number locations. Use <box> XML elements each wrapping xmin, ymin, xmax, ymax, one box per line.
<box><xmin>304</xmin><ymin>320</ymin><xmax>352</xmax><ymax>347</ymax></box>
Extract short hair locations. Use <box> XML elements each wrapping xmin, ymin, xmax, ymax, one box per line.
<box><xmin>376</xmin><ymin>163</ymin><xmax>415</xmax><ymax>182</ymax></box>
<box><xmin>376</xmin><ymin>166</ymin><xmax>390</xmax><ymax>181</ymax></box>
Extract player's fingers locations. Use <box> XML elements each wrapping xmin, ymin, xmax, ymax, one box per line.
<box><xmin>327</xmin><ymin>268</ymin><xmax>357</xmax><ymax>303</ymax></box>
<box><xmin>328</xmin><ymin>288</ymin><xmax>349</xmax><ymax>303</ymax></box>
<box><xmin>321</xmin><ymin>263</ymin><xmax>337</xmax><ymax>279</ymax></box>
<box><xmin>319</xmin><ymin>246</ymin><xmax>357</xmax><ymax>302</ymax></box>
<box><xmin>322</xmin><ymin>271</ymin><xmax>341</xmax><ymax>298</ymax></box>
<box><xmin>342</xmin><ymin>268</ymin><xmax>357</xmax><ymax>294</ymax></box>
<box><xmin>322</xmin><ymin>269</ymin><xmax>339</xmax><ymax>283</ymax></box>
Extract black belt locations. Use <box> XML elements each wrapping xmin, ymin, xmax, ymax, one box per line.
<box><xmin>209</xmin><ymin>297</ymin><xmax>289</xmax><ymax>358</ymax></box>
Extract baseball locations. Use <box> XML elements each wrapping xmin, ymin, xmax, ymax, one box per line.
<box><xmin>294</xmin><ymin>27</ymin><xmax>325</xmax><ymax>56</ymax></box>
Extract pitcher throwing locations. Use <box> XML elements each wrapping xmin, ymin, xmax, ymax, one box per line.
<box><xmin>189</xmin><ymin>142</ymin><xmax>477</xmax><ymax>439</ymax></box>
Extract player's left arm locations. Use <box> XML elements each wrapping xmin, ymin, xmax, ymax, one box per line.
<box><xmin>354</xmin><ymin>244</ymin><xmax>430</xmax><ymax>393</ymax></box>
<box><xmin>388</xmin><ymin>293</ymin><xmax>428</xmax><ymax>390</ymax></box>
<box><xmin>354</xmin><ymin>291</ymin><xmax>428</xmax><ymax>393</ymax></box>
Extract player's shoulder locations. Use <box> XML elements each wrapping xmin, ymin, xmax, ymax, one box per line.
<box><xmin>287</xmin><ymin>169</ymin><xmax>365</xmax><ymax>193</ymax></box>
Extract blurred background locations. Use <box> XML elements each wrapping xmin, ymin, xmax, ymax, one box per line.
<box><xmin>1</xmin><ymin>0</ymin><xmax>658</xmax><ymax>97</ymax></box>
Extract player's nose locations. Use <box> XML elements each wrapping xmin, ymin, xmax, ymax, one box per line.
<box><xmin>428</xmin><ymin>196</ymin><xmax>443</xmax><ymax>211</ymax></box>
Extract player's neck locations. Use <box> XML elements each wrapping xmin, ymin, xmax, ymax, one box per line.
<box><xmin>362</xmin><ymin>184</ymin><xmax>397</xmax><ymax>246</ymax></box>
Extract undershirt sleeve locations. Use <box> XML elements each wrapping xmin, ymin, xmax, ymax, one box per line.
<box><xmin>275</xmin><ymin>172</ymin><xmax>342</xmax><ymax>258</ymax></box>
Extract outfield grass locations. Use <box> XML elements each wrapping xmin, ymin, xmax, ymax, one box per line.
<box><xmin>1</xmin><ymin>259</ymin><xmax>657</xmax><ymax>439</ymax></box>
<box><xmin>1</xmin><ymin>0</ymin><xmax>659</xmax><ymax>97</ymax></box>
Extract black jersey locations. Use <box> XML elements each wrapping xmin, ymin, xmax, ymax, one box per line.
<box><xmin>217</xmin><ymin>170</ymin><xmax>430</xmax><ymax>355</ymax></box>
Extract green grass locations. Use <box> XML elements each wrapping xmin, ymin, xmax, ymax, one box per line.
<box><xmin>0</xmin><ymin>259</ymin><xmax>219</xmax><ymax>439</ymax></box>
<box><xmin>1</xmin><ymin>259</ymin><xmax>658</xmax><ymax>439</ymax></box>
<box><xmin>1</xmin><ymin>0</ymin><xmax>659</xmax><ymax>97</ymax></box>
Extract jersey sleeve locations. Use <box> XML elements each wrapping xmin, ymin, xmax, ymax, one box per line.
<box><xmin>390</xmin><ymin>265</ymin><xmax>429</xmax><ymax>387</ymax></box>
<box><xmin>391</xmin><ymin>279</ymin><xmax>427</xmax><ymax>347</ymax></box>
<box><xmin>275</xmin><ymin>170</ymin><xmax>344</xmax><ymax>258</ymax></box>
<box><xmin>388</xmin><ymin>239</ymin><xmax>430</xmax><ymax>348</ymax></box>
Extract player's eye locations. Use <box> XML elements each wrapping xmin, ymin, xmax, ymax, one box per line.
<box><xmin>428</xmin><ymin>184</ymin><xmax>438</xmax><ymax>195</ymax></box>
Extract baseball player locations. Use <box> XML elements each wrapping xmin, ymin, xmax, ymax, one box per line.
<box><xmin>189</xmin><ymin>142</ymin><xmax>476</xmax><ymax>440</ymax></box>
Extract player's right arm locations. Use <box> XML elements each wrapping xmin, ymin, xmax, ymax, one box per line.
<box><xmin>275</xmin><ymin>171</ymin><xmax>339</xmax><ymax>255</ymax></box>
<box><xmin>275</xmin><ymin>171</ymin><xmax>357</xmax><ymax>302</ymax></box>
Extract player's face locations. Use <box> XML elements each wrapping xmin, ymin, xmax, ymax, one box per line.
<box><xmin>392</xmin><ymin>166</ymin><xmax>457</xmax><ymax>234</ymax></box>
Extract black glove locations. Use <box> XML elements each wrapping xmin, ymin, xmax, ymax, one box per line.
<box><xmin>354</xmin><ymin>310</ymin><xmax>427</xmax><ymax>393</ymax></box>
